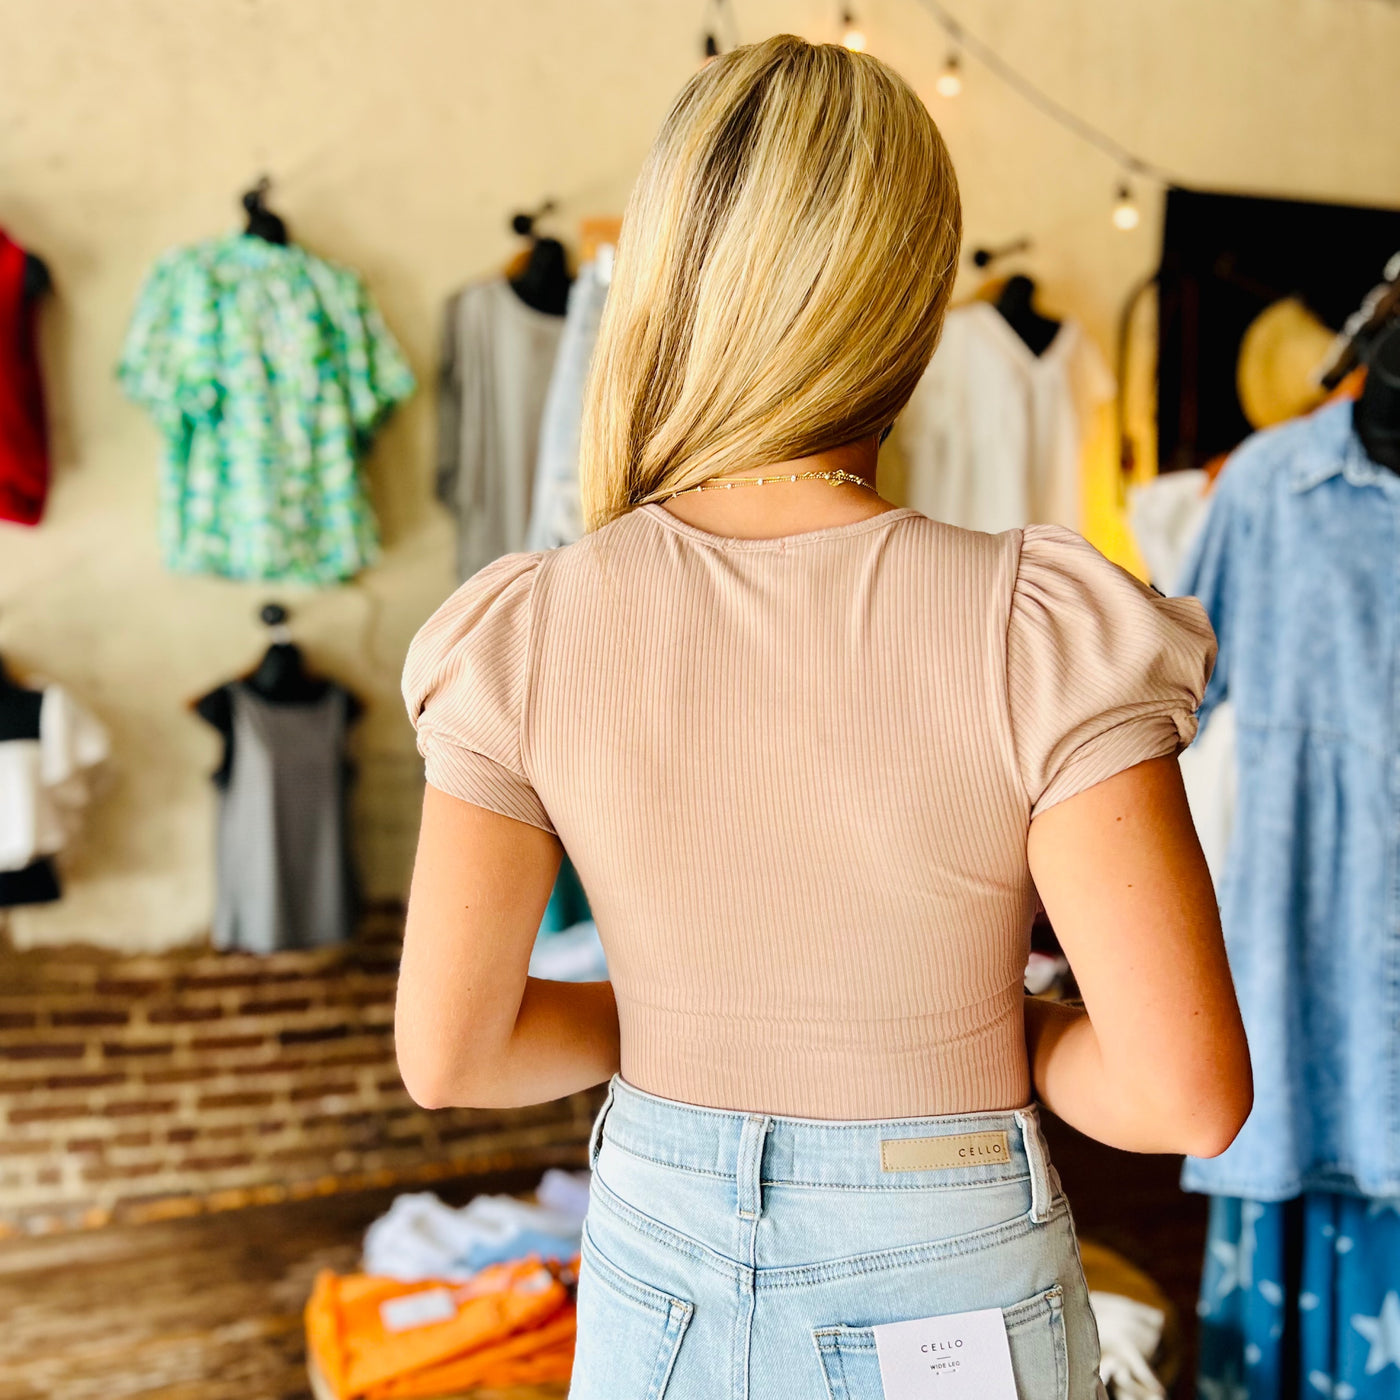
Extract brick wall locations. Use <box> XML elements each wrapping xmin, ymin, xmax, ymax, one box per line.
<box><xmin>0</xmin><ymin>907</ymin><xmax>600</xmax><ymax>1236</ymax></box>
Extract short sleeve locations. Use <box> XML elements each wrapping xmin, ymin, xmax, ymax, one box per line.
<box><xmin>1008</xmin><ymin>524</ymin><xmax>1217</xmax><ymax>817</ymax></box>
<box><xmin>39</xmin><ymin>687</ymin><xmax>111</xmax><ymax>787</ymax></box>
<box><xmin>39</xmin><ymin>687</ymin><xmax>111</xmax><ymax>844</ymax></box>
<box><xmin>401</xmin><ymin>551</ymin><xmax>556</xmax><ymax>834</ymax></box>
<box><xmin>116</xmin><ymin>251</ymin><xmax>219</xmax><ymax>435</ymax></box>
<box><xmin>343</xmin><ymin>271</ymin><xmax>416</xmax><ymax>441</ymax></box>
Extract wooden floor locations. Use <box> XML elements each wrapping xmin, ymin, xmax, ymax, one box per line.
<box><xmin>0</xmin><ymin>1167</ymin><xmax>562</xmax><ymax>1400</ymax></box>
<box><xmin>0</xmin><ymin>1125</ymin><xmax>1206</xmax><ymax>1400</ymax></box>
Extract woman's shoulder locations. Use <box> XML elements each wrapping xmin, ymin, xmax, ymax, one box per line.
<box><xmin>415</xmin><ymin>549</ymin><xmax>544</xmax><ymax>640</ymax></box>
<box><xmin>401</xmin><ymin>551</ymin><xmax>545</xmax><ymax>723</ymax></box>
<box><xmin>1010</xmin><ymin>522</ymin><xmax>1216</xmax><ymax>670</ymax></box>
<box><xmin>878</xmin><ymin>509</ymin><xmax>1032</xmax><ymax>598</ymax></box>
<box><xmin>1006</xmin><ymin>523</ymin><xmax>1218</xmax><ymax>814</ymax></box>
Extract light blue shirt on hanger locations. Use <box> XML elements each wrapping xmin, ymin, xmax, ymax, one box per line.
<box><xmin>1175</xmin><ymin>397</ymin><xmax>1400</xmax><ymax>1201</ymax></box>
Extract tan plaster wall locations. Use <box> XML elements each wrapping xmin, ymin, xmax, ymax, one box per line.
<box><xmin>0</xmin><ymin>0</ymin><xmax>1394</xmax><ymax>950</ymax></box>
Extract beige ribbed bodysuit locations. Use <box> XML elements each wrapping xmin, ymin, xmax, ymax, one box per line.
<box><xmin>402</xmin><ymin>503</ymin><xmax>1215</xmax><ymax>1120</ymax></box>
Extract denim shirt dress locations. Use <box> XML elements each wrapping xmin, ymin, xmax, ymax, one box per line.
<box><xmin>1175</xmin><ymin>398</ymin><xmax>1400</xmax><ymax>1201</ymax></box>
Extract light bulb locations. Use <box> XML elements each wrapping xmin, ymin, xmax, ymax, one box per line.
<box><xmin>841</xmin><ymin>9</ymin><xmax>866</xmax><ymax>50</ymax></box>
<box><xmin>935</xmin><ymin>52</ymin><xmax>962</xmax><ymax>98</ymax></box>
<box><xmin>1112</xmin><ymin>184</ymin><xmax>1141</xmax><ymax>231</ymax></box>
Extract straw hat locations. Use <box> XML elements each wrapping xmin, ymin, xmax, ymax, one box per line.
<box><xmin>1236</xmin><ymin>297</ymin><xmax>1335</xmax><ymax>429</ymax></box>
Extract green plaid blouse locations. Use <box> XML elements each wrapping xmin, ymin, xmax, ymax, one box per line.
<box><xmin>118</xmin><ymin>233</ymin><xmax>415</xmax><ymax>584</ymax></box>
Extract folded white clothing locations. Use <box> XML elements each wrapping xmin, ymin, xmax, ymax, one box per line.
<box><xmin>1089</xmin><ymin>1290</ymin><xmax>1166</xmax><ymax>1400</ymax></box>
<box><xmin>529</xmin><ymin>919</ymin><xmax>608</xmax><ymax>982</ymax></box>
<box><xmin>535</xmin><ymin>1168</ymin><xmax>591</xmax><ymax>1223</ymax></box>
<box><xmin>362</xmin><ymin>1188</ymin><xmax>583</xmax><ymax>1282</ymax></box>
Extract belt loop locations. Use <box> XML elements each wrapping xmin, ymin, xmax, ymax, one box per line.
<box><xmin>735</xmin><ymin>1115</ymin><xmax>772</xmax><ymax>1221</ymax></box>
<box><xmin>1014</xmin><ymin>1106</ymin><xmax>1054</xmax><ymax>1224</ymax></box>
<box><xmin>587</xmin><ymin>1076</ymin><xmax>617</xmax><ymax>1173</ymax></box>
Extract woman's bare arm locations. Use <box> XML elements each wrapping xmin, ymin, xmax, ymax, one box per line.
<box><xmin>1024</xmin><ymin>754</ymin><xmax>1251</xmax><ymax>1157</ymax></box>
<box><xmin>395</xmin><ymin>784</ymin><xmax>620</xmax><ymax>1110</ymax></box>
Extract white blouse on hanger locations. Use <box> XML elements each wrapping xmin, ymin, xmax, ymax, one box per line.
<box><xmin>0</xmin><ymin>686</ymin><xmax>110</xmax><ymax>872</ymax></box>
<box><xmin>898</xmin><ymin>300</ymin><xmax>1115</xmax><ymax>535</ymax></box>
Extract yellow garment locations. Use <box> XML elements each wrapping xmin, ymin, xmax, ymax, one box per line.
<box><xmin>305</xmin><ymin>1255</ymin><xmax>577</xmax><ymax>1400</ymax></box>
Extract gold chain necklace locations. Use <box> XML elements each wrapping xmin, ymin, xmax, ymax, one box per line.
<box><xmin>661</xmin><ymin>468</ymin><xmax>876</xmax><ymax>498</ymax></box>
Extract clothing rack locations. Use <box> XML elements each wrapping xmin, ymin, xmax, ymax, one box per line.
<box><xmin>1318</xmin><ymin>250</ymin><xmax>1400</xmax><ymax>390</ymax></box>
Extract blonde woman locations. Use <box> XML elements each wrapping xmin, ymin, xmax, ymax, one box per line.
<box><xmin>398</xmin><ymin>35</ymin><xmax>1250</xmax><ymax>1400</ymax></box>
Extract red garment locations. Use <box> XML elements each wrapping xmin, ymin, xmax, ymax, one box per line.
<box><xmin>0</xmin><ymin>230</ymin><xmax>50</xmax><ymax>526</ymax></box>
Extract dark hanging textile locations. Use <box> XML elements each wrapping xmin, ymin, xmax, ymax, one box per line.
<box><xmin>1156</xmin><ymin>186</ymin><xmax>1400</xmax><ymax>473</ymax></box>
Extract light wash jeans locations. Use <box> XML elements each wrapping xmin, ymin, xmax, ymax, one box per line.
<box><xmin>570</xmin><ymin>1075</ymin><xmax>1103</xmax><ymax>1399</ymax></box>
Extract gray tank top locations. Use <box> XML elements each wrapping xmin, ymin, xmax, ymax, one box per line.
<box><xmin>213</xmin><ymin>682</ymin><xmax>356</xmax><ymax>953</ymax></box>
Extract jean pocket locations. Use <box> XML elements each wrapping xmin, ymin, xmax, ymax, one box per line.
<box><xmin>813</xmin><ymin>1283</ymin><xmax>1067</xmax><ymax>1400</ymax></box>
<box><xmin>570</xmin><ymin>1221</ymin><xmax>694</xmax><ymax>1400</ymax></box>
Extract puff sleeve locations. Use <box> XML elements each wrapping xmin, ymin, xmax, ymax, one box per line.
<box><xmin>401</xmin><ymin>551</ymin><xmax>556</xmax><ymax>834</ymax></box>
<box><xmin>1008</xmin><ymin>524</ymin><xmax>1217</xmax><ymax>817</ymax></box>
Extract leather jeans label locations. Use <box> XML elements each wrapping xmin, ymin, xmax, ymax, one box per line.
<box><xmin>879</xmin><ymin>1130</ymin><xmax>1011</xmax><ymax>1172</ymax></box>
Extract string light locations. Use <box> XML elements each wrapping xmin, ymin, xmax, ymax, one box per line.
<box><xmin>1112</xmin><ymin>183</ymin><xmax>1141</xmax><ymax>232</ymax></box>
<box><xmin>912</xmin><ymin>0</ymin><xmax>1179</xmax><ymax>233</ymax></box>
<box><xmin>840</xmin><ymin>7</ymin><xmax>867</xmax><ymax>51</ymax></box>
<box><xmin>935</xmin><ymin>51</ymin><xmax>963</xmax><ymax>97</ymax></box>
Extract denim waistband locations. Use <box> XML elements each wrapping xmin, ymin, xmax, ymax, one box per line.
<box><xmin>589</xmin><ymin>1075</ymin><xmax>1058</xmax><ymax>1223</ymax></box>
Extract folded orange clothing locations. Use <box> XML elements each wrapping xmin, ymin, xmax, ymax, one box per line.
<box><xmin>366</xmin><ymin>1302</ymin><xmax>576</xmax><ymax>1398</ymax></box>
<box><xmin>305</xmin><ymin>1255</ymin><xmax>578</xmax><ymax>1399</ymax></box>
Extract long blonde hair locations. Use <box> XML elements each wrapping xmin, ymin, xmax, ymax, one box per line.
<box><xmin>579</xmin><ymin>33</ymin><xmax>962</xmax><ymax>533</ymax></box>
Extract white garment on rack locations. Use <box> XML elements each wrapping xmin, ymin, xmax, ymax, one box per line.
<box><xmin>898</xmin><ymin>301</ymin><xmax>1114</xmax><ymax>535</ymax></box>
<box><xmin>1127</xmin><ymin>469</ymin><xmax>1237</xmax><ymax>891</ymax></box>
<box><xmin>0</xmin><ymin>686</ymin><xmax>109</xmax><ymax>872</ymax></box>
<box><xmin>1180</xmin><ymin>700</ymin><xmax>1237</xmax><ymax>893</ymax></box>
<box><xmin>1127</xmin><ymin>469</ymin><xmax>1212</xmax><ymax>596</ymax></box>
<box><xmin>525</xmin><ymin>257</ymin><xmax>611</xmax><ymax>552</ymax></box>
<box><xmin>1089</xmin><ymin>1291</ymin><xmax>1167</xmax><ymax>1400</ymax></box>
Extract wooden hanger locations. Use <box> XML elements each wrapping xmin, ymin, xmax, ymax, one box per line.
<box><xmin>580</xmin><ymin>216</ymin><xmax>622</xmax><ymax>264</ymax></box>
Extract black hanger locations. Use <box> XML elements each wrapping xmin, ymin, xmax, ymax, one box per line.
<box><xmin>246</xmin><ymin>602</ymin><xmax>322</xmax><ymax>702</ymax></box>
<box><xmin>1355</xmin><ymin>319</ymin><xmax>1400</xmax><ymax>474</ymax></box>
<box><xmin>508</xmin><ymin>202</ymin><xmax>572</xmax><ymax>316</ymax></box>
<box><xmin>192</xmin><ymin>603</ymin><xmax>361</xmax><ymax>789</ymax></box>
<box><xmin>972</xmin><ymin>237</ymin><xmax>1032</xmax><ymax>270</ymax></box>
<box><xmin>242</xmin><ymin>176</ymin><xmax>290</xmax><ymax>246</ymax></box>
<box><xmin>995</xmin><ymin>274</ymin><xmax>1062</xmax><ymax>357</ymax></box>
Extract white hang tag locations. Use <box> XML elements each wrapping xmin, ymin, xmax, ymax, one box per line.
<box><xmin>873</xmin><ymin>1305</ymin><xmax>1018</xmax><ymax>1400</ymax></box>
<box><xmin>380</xmin><ymin>1286</ymin><xmax>456</xmax><ymax>1333</ymax></box>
